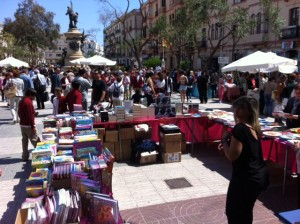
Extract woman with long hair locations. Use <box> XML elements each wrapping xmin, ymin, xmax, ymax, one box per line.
<box><xmin>218</xmin><ymin>96</ymin><xmax>269</xmax><ymax>223</ymax></box>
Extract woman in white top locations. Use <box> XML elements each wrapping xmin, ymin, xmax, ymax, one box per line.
<box><xmin>5</xmin><ymin>71</ymin><xmax>24</xmax><ymax>123</ymax></box>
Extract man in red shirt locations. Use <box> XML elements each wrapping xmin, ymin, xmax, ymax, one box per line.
<box><xmin>65</xmin><ymin>80</ymin><xmax>82</xmax><ymax>112</ymax></box>
<box><xmin>18</xmin><ymin>88</ymin><xmax>39</xmax><ymax>161</ymax></box>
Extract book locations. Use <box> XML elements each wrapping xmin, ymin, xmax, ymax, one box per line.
<box><xmin>92</xmin><ymin>195</ymin><xmax>119</xmax><ymax>224</ymax></box>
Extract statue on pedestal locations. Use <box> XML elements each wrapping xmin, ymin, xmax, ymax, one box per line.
<box><xmin>66</xmin><ymin>1</ymin><xmax>78</xmax><ymax>29</ymax></box>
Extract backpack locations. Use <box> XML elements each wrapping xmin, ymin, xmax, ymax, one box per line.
<box><xmin>34</xmin><ymin>75</ymin><xmax>46</xmax><ymax>92</ymax></box>
<box><xmin>112</xmin><ymin>83</ymin><xmax>120</xmax><ymax>97</ymax></box>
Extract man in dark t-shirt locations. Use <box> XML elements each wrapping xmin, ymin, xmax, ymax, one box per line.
<box><xmin>90</xmin><ymin>71</ymin><xmax>107</xmax><ymax>111</ymax></box>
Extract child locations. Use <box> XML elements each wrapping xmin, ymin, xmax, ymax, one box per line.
<box><xmin>52</xmin><ymin>87</ymin><xmax>67</xmax><ymax>115</ymax></box>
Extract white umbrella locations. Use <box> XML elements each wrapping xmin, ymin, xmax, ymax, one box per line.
<box><xmin>221</xmin><ymin>51</ymin><xmax>270</xmax><ymax>72</ymax></box>
<box><xmin>70</xmin><ymin>57</ymin><xmax>86</xmax><ymax>65</ymax></box>
<box><xmin>221</xmin><ymin>51</ymin><xmax>297</xmax><ymax>73</ymax></box>
<box><xmin>0</xmin><ymin>57</ymin><xmax>29</xmax><ymax>67</ymax></box>
<box><xmin>80</xmin><ymin>55</ymin><xmax>116</xmax><ymax>66</ymax></box>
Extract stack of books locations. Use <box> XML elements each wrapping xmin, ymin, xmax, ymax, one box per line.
<box><xmin>59</xmin><ymin>127</ymin><xmax>73</xmax><ymax>139</ymax></box>
<box><xmin>133</xmin><ymin>104</ymin><xmax>142</xmax><ymax>120</ymax></box>
<box><xmin>115</xmin><ymin>106</ymin><xmax>125</xmax><ymax>122</ymax></box>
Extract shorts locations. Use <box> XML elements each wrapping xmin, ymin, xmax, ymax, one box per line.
<box><xmin>179</xmin><ymin>85</ymin><xmax>187</xmax><ymax>92</ymax></box>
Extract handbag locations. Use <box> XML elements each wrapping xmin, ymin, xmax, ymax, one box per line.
<box><xmin>4</xmin><ymin>85</ymin><xmax>17</xmax><ymax>99</ymax></box>
<box><xmin>42</xmin><ymin>91</ymin><xmax>49</xmax><ymax>102</ymax></box>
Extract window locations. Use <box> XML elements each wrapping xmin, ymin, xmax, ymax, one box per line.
<box><xmin>215</xmin><ymin>23</ymin><xmax>219</xmax><ymax>39</ymax></box>
<box><xmin>256</xmin><ymin>13</ymin><xmax>261</xmax><ymax>34</ymax></box>
<box><xmin>162</xmin><ymin>0</ymin><xmax>166</xmax><ymax>7</ymax></box>
<box><xmin>263</xmin><ymin>14</ymin><xmax>269</xmax><ymax>33</ymax></box>
<box><xmin>211</xmin><ymin>24</ymin><xmax>215</xmax><ymax>40</ymax></box>
<box><xmin>250</xmin><ymin>14</ymin><xmax>256</xmax><ymax>35</ymax></box>
<box><xmin>219</xmin><ymin>25</ymin><xmax>224</xmax><ymax>38</ymax></box>
<box><xmin>56</xmin><ymin>54</ymin><xmax>61</xmax><ymax>57</ymax></box>
<box><xmin>289</xmin><ymin>7</ymin><xmax>299</xmax><ymax>26</ymax></box>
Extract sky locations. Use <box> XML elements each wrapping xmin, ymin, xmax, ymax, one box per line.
<box><xmin>0</xmin><ymin>0</ymin><xmax>140</xmax><ymax>45</ymax></box>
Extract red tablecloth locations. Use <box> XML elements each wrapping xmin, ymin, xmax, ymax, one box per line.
<box><xmin>261</xmin><ymin>138</ymin><xmax>297</xmax><ymax>173</ymax></box>
<box><xmin>94</xmin><ymin>116</ymin><xmax>223</xmax><ymax>143</ymax></box>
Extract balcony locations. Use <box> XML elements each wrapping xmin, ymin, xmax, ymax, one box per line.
<box><xmin>281</xmin><ymin>25</ymin><xmax>299</xmax><ymax>39</ymax></box>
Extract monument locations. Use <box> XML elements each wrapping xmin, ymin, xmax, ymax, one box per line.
<box><xmin>64</xmin><ymin>1</ymin><xmax>83</xmax><ymax>66</ymax></box>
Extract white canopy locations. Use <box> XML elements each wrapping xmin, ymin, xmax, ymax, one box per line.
<box><xmin>70</xmin><ymin>57</ymin><xmax>86</xmax><ymax>65</ymax></box>
<box><xmin>221</xmin><ymin>51</ymin><xmax>297</xmax><ymax>73</ymax></box>
<box><xmin>0</xmin><ymin>57</ymin><xmax>29</xmax><ymax>67</ymax></box>
<box><xmin>79</xmin><ymin>55</ymin><xmax>116</xmax><ymax>66</ymax></box>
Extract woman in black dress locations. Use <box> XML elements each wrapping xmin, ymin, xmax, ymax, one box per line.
<box><xmin>218</xmin><ymin>96</ymin><xmax>269</xmax><ymax>224</ymax></box>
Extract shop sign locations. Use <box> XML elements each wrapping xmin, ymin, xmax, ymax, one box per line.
<box><xmin>282</xmin><ymin>41</ymin><xmax>294</xmax><ymax>49</ymax></box>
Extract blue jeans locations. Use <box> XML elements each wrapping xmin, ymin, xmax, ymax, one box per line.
<box><xmin>264</xmin><ymin>93</ymin><xmax>273</xmax><ymax>116</ymax></box>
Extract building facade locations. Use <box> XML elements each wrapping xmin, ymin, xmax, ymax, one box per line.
<box><xmin>104</xmin><ymin>0</ymin><xmax>300</xmax><ymax>70</ymax></box>
<box><xmin>44</xmin><ymin>34</ymin><xmax>68</xmax><ymax>65</ymax></box>
<box><xmin>82</xmin><ymin>39</ymin><xmax>103</xmax><ymax>57</ymax></box>
<box><xmin>104</xmin><ymin>9</ymin><xmax>143</xmax><ymax>67</ymax></box>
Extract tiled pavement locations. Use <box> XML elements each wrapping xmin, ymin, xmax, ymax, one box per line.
<box><xmin>0</xmin><ymin>94</ymin><xmax>296</xmax><ymax>223</ymax></box>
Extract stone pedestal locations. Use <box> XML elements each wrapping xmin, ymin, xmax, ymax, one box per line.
<box><xmin>64</xmin><ymin>28</ymin><xmax>83</xmax><ymax>66</ymax></box>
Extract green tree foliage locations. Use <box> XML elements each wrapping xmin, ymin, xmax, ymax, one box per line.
<box><xmin>260</xmin><ymin>0</ymin><xmax>285</xmax><ymax>39</ymax></box>
<box><xmin>3</xmin><ymin>0</ymin><xmax>60</xmax><ymax>54</ymax></box>
<box><xmin>143</xmin><ymin>57</ymin><xmax>161</xmax><ymax>68</ymax></box>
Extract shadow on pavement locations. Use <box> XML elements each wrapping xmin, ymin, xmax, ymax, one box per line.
<box><xmin>0</xmin><ymin>161</ymin><xmax>31</xmax><ymax>224</ymax></box>
<box><xmin>0</xmin><ymin>157</ymin><xmax>23</xmax><ymax>165</ymax></box>
<box><xmin>191</xmin><ymin>142</ymin><xmax>298</xmax><ymax>217</ymax></box>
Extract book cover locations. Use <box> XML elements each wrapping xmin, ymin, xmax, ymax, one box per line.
<box><xmin>92</xmin><ymin>195</ymin><xmax>119</xmax><ymax>224</ymax></box>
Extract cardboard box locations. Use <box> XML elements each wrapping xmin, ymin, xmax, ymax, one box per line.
<box><xmin>119</xmin><ymin>127</ymin><xmax>135</xmax><ymax>139</ymax></box>
<box><xmin>15</xmin><ymin>208</ymin><xmax>28</xmax><ymax>224</ymax></box>
<box><xmin>181</xmin><ymin>133</ymin><xmax>186</xmax><ymax>153</ymax></box>
<box><xmin>96</xmin><ymin>128</ymin><xmax>106</xmax><ymax>137</ymax></box>
<box><xmin>103</xmin><ymin>142</ymin><xmax>115</xmax><ymax>155</ymax></box>
<box><xmin>114</xmin><ymin>142</ymin><xmax>121</xmax><ymax>161</ymax></box>
<box><xmin>160</xmin><ymin>141</ymin><xmax>182</xmax><ymax>153</ymax></box>
<box><xmin>139</xmin><ymin>151</ymin><xmax>158</xmax><ymax>164</ymax></box>
<box><xmin>98</xmin><ymin>135</ymin><xmax>104</xmax><ymax>142</ymax></box>
<box><xmin>160</xmin><ymin>132</ymin><xmax>182</xmax><ymax>142</ymax></box>
<box><xmin>162</xmin><ymin>152</ymin><xmax>181</xmax><ymax>163</ymax></box>
<box><xmin>121</xmin><ymin>139</ymin><xmax>132</xmax><ymax>161</ymax></box>
<box><xmin>105</xmin><ymin>130</ymin><xmax>119</xmax><ymax>142</ymax></box>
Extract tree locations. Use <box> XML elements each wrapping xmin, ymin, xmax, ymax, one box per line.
<box><xmin>3</xmin><ymin>0</ymin><xmax>60</xmax><ymax>63</ymax></box>
<box><xmin>143</xmin><ymin>57</ymin><xmax>161</xmax><ymax>68</ymax></box>
<box><xmin>98</xmin><ymin>0</ymin><xmax>161</xmax><ymax>68</ymax></box>
<box><xmin>152</xmin><ymin>7</ymin><xmax>198</xmax><ymax>69</ymax></box>
<box><xmin>260</xmin><ymin>0</ymin><xmax>285</xmax><ymax>44</ymax></box>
